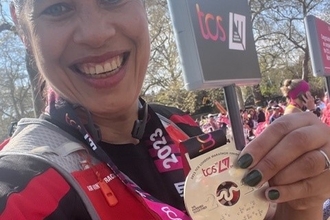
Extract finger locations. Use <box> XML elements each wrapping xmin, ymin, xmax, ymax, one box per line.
<box><xmin>302</xmin><ymin>94</ymin><xmax>308</xmax><ymax>102</ymax></box>
<box><xmin>271</xmin><ymin>147</ymin><xmax>330</xmax><ymax>185</ymax></box>
<box><xmin>265</xmin><ymin>170</ymin><xmax>330</xmax><ymax>204</ymax></box>
<box><xmin>238</xmin><ymin>113</ymin><xmax>321</xmax><ymax>168</ymax></box>
<box><xmin>287</xmin><ymin>196</ymin><xmax>325</xmax><ymax>210</ymax></box>
<box><xmin>305</xmin><ymin>92</ymin><xmax>315</xmax><ymax>105</ymax></box>
<box><xmin>305</xmin><ymin>91</ymin><xmax>313</xmax><ymax>100</ymax></box>
<box><xmin>240</xmin><ymin>124</ymin><xmax>327</xmax><ymax>187</ymax></box>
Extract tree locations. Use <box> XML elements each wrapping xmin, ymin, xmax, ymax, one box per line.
<box><xmin>248</xmin><ymin>0</ymin><xmax>330</xmax><ymax>105</ymax></box>
<box><xmin>0</xmin><ymin>1</ymin><xmax>39</xmax><ymax>141</ymax></box>
<box><xmin>0</xmin><ymin>1</ymin><xmax>44</xmax><ymax>117</ymax></box>
<box><xmin>255</xmin><ymin>0</ymin><xmax>329</xmax><ymax>77</ymax></box>
<box><xmin>143</xmin><ymin>0</ymin><xmax>197</xmax><ymax>112</ymax></box>
<box><xmin>143</xmin><ymin>0</ymin><xmax>184</xmax><ymax>95</ymax></box>
<box><xmin>0</xmin><ymin>31</ymin><xmax>34</xmax><ymax>140</ymax></box>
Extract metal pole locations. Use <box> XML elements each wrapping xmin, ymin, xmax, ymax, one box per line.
<box><xmin>326</xmin><ymin>77</ymin><xmax>330</xmax><ymax>100</ymax></box>
<box><xmin>224</xmin><ymin>84</ymin><xmax>246</xmax><ymax>150</ymax></box>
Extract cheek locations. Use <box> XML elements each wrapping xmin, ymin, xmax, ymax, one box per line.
<box><xmin>134</xmin><ymin>22</ymin><xmax>150</xmax><ymax>74</ymax></box>
<box><xmin>122</xmin><ymin>14</ymin><xmax>150</xmax><ymax>85</ymax></box>
<box><xmin>125</xmin><ymin>9</ymin><xmax>150</xmax><ymax>58</ymax></box>
<box><xmin>31</xmin><ymin>28</ymin><xmax>69</xmax><ymax>77</ymax></box>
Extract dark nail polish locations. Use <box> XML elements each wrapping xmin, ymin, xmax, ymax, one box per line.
<box><xmin>242</xmin><ymin>170</ymin><xmax>262</xmax><ymax>187</ymax></box>
<box><xmin>268</xmin><ymin>189</ymin><xmax>280</xmax><ymax>200</ymax></box>
<box><xmin>237</xmin><ymin>154</ymin><xmax>253</xmax><ymax>169</ymax></box>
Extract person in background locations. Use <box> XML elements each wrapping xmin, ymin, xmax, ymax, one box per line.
<box><xmin>280</xmin><ymin>79</ymin><xmax>315</xmax><ymax>115</ymax></box>
<box><xmin>248</xmin><ymin>108</ymin><xmax>258</xmax><ymax>122</ymax></box>
<box><xmin>217</xmin><ymin>113</ymin><xmax>230</xmax><ymax>135</ymax></box>
<box><xmin>256</xmin><ymin>107</ymin><xmax>266</xmax><ymax>123</ymax></box>
<box><xmin>1</xmin><ymin>1</ymin><xmax>330</xmax><ymax>219</ymax></box>
<box><xmin>254</xmin><ymin>107</ymin><xmax>267</xmax><ymax>137</ymax></box>
<box><xmin>267</xmin><ymin>100</ymin><xmax>284</xmax><ymax>116</ymax></box>
<box><xmin>206</xmin><ymin>114</ymin><xmax>220</xmax><ymax>132</ymax></box>
<box><xmin>265</xmin><ymin>106</ymin><xmax>274</xmax><ymax>124</ymax></box>
<box><xmin>268</xmin><ymin>100</ymin><xmax>277</xmax><ymax>108</ymax></box>
<box><xmin>324</xmin><ymin>92</ymin><xmax>329</xmax><ymax>104</ymax></box>
<box><xmin>278</xmin><ymin>99</ymin><xmax>287</xmax><ymax>111</ymax></box>
<box><xmin>269</xmin><ymin>105</ymin><xmax>282</xmax><ymax>124</ymax></box>
<box><xmin>315</xmin><ymin>97</ymin><xmax>326</xmax><ymax>112</ymax></box>
<box><xmin>241</xmin><ymin>109</ymin><xmax>255</xmax><ymax>141</ymax></box>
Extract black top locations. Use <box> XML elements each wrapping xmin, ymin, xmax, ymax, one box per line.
<box><xmin>100</xmin><ymin>140</ymin><xmax>184</xmax><ymax>209</ymax></box>
<box><xmin>99</xmin><ymin>104</ymin><xmax>203</xmax><ymax>210</ymax></box>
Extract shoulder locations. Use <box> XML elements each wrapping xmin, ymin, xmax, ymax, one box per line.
<box><xmin>0</xmin><ymin>154</ymin><xmax>73</xmax><ymax>219</ymax></box>
<box><xmin>284</xmin><ymin>105</ymin><xmax>301</xmax><ymax>115</ymax></box>
<box><xmin>149</xmin><ymin>103</ymin><xmax>188</xmax><ymax>117</ymax></box>
<box><xmin>0</xmin><ymin>154</ymin><xmax>91</xmax><ymax>219</ymax></box>
<box><xmin>2</xmin><ymin>118</ymin><xmax>90</xmax><ymax>174</ymax></box>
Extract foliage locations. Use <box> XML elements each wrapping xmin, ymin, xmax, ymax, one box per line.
<box><xmin>0</xmin><ymin>31</ymin><xmax>34</xmax><ymax>140</ymax></box>
<box><xmin>248</xmin><ymin>0</ymin><xmax>330</xmax><ymax>103</ymax></box>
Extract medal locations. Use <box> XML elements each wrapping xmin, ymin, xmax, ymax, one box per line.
<box><xmin>182</xmin><ymin>139</ymin><xmax>270</xmax><ymax>220</ymax></box>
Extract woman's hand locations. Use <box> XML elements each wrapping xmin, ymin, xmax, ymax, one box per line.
<box><xmin>303</xmin><ymin>91</ymin><xmax>316</xmax><ymax>111</ymax></box>
<box><xmin>237</xmin><ymin>112</ymin><xmax>330</xmax><ymax>219</ymax></box>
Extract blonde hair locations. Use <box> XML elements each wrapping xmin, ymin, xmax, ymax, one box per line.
<box><xmin>280</xmin><ymin>79</ymin><xmax>305</xmax><ymax>97</ymax></box>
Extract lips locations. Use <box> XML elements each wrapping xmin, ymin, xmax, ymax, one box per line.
<box><xmin>71</xmin><ymin>52</ymin><xmax>128</xmax><ymax>78</ymax></box>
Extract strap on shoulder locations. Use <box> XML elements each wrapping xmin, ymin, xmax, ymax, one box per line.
<box><xmin>0</xmin><ymin>152</ymin><xmax>100</xmax><ymax>220</ymax></box>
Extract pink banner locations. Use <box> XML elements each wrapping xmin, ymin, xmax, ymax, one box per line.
<box><xmin>316</xmin><ymin>18</ymin><xmax>330</xmax><ymax>74</ymax></box>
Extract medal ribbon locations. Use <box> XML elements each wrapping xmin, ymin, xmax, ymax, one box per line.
<box><xmin>46</xmin><ymin>91</ymin><xmax>190</xmax><ymax>220</ymax></box>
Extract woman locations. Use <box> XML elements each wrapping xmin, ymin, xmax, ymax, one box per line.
<box><xmin>280</xmin><ymin>79</ymin><xmax>315</xmax><ymax>115</ymax></box>
<box><xmin>2</xmin><ymin>0</ymin><xmax>330</xmax><ymax>219</ymax></box>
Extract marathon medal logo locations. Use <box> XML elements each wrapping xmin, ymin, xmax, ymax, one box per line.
<box><xmin>216</xmin><ymin>181</ymin><xmax>240</xmax><ymax>206</ymax></box>
<box><xmin>184</xmin><ymin>143</ymin><xmax>269</xmax><ymax>220</ymax></box>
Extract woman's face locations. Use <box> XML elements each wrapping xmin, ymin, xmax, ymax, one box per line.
<box><xmin>18</xmin><ymin>0</ymin><xmax>150</xmax><ymax>115</ymax></box>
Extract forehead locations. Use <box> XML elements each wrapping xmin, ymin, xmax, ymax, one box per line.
<box><xmin>22</xmin><ymin>0</ymin><xmax>144</xmax><ymax>9</ymax></box>
<box><xmin>27</xmin><ymin>0</ymin><xmax>145</xmax><ymax>3</ymax></box>
<box><xmin>19</xmin><ymin>0</ymin><xmax>146</xmax><ymax>19</ymax></box>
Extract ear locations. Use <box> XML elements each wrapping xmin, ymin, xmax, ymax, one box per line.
<box><xmin>10</xmin><ymin>3</ymin><xmax>29</xmax><ymax>48</ymax></box>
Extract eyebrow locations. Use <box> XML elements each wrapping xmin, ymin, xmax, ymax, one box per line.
<box><xmin>31</xmin><ymin>0</ymin><xmax>48</xmax><ymax>5</ymax></box>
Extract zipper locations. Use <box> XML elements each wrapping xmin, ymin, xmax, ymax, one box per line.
<box><xmin>80</xmin><ymin>153</ymin><xmax>118</xmax><ymax>207</ymax></box>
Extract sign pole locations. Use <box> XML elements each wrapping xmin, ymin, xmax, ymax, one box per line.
<box><xmin>224</xmin><ymin>84</ymin><xmax>245</xmax><ymax>150</ymax></box>
<box><xmin>326</xmin><ymin>77</ymin><xmax>330</xmax><ymax>98</ymax></box>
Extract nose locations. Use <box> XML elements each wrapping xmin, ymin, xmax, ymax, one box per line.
<box><xmin>73</xmin><ymin>9</ymin><xmax>115</xmax><ymax>48</ymax></box>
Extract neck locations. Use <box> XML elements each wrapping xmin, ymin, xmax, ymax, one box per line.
<box><xmin>290</xmin><ymin>99</ymin><xmax>303</xmax><ymax>109</ymax></box>
<box><xmin>77</xmin><ymin>101</ymin><xmax>140</xmax><ymax>145</ymax></box>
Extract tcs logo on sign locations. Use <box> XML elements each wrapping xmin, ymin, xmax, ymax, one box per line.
<box><xmin>201</xmin><ymin>157</ymin><xmax>230</xmax><ymax>177</ymax></box>
<box><xmin>196</xmin><ymin>4</ymin><xmax>226</xmax><ymax>42</ymax></box>
<box><xmin>195</xmin><ymin>4</ymin><xmax>247</xmax><ymax>51</ymax></box>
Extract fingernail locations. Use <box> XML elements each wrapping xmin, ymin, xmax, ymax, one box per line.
<box><xmin>267</xmin><ymin>189</ymin><xmax>280</xmax><ymax>200</ymax></box>
<box><xmin>237</xmin><ymin>154</ymin><xmax>253</xmax><ymax>169</ymax></box>
<box><xmin>242</xmin><ymin>170</ymin><xmax>262</xmax><ymax>187</ymax></box>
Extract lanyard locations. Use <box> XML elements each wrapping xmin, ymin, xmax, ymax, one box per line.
<box><xmin>46</xmin><ymin>91</ymin><xmax>191</xmax><ymax>220</ymax></box>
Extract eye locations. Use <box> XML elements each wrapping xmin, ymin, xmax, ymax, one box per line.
<box><xmin>101</xmin><ymin>0</ymin><xmax>120</xmax><ymax>3</ymax></box>
<box><xmin>42</xmin><ymin>3</ymin><xmax>73</xmax><ymax>17</ymax></box>
<box><xmin>99</xmin><ymin>0</ymin><xmax>122</xmax><ymax>6</ymax></box>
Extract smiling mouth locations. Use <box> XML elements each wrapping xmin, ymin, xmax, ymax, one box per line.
<box><xmin>72</xmin><ymin>53</ymin><xmax>129</xmax><ymax>78</ymax></box>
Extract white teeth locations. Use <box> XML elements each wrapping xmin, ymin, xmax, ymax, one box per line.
<box><xmin>89</xmin><ymin>66</ymin><xmax>96</xmax><ymax>75</ymax></box>
<box><xmin>116</xmin><ymin>56</ymin><xmax>121</xmax><ymax>67</ymax></box>
<box><xmin>104</xmin><ymin>62</ymin><xmax>112</xmax><ymax>72</ymax></box>
<box><xmin>95</xmin><ymin>64</ymin><xmax>104</xmax><ymax>74</ymax></box>
<box><xmin>83</xmin><ymin>66</ymin><xmax>89</xmax><ymax>74</ymax></box>
<box><xmin>77</xmin><ymin>55</ymin><xmax>124</xmax><ymax>75</ymax></box>
<box><xmin>111</xmin><ymin>59</ymin><xmax>117</xmax><ymax>70</ymax></box>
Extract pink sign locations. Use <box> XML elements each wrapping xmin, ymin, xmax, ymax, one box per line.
<box><xmin>316</xmin><ymin>18</ymin><xmax>330</xmax><ymax>75</ymax></box>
